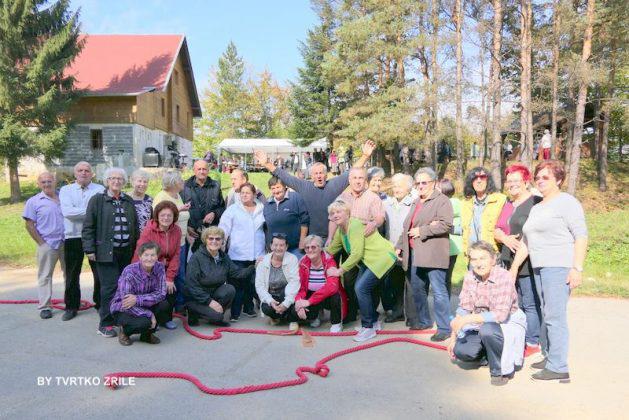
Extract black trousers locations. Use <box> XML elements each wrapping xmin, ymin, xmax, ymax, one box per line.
<box><xmin>341</xmin><ymin>265</ymin><xmax>360</xmax><ymax>322</ymax></box>
<box><xmin>187</xmin><ymin>283</ymin><xmax>235</xmax><ymax>323</ymax></box>
<box><xmin>97</xmin><ymin>247</ymin><xmax>133</xmax><ymax>328</ymax></box>
<box><xmin>453</xmin><ymin>323</ymin><xmax>505</xmax><ymax>377</ymax></box>
<box><xmin>301</xmin><ymin>291</ymin><xmax>343</xmax><ymax>325</ymax></box>
<box><xmin>382</xmin><ymin>264</ymin><xmax>405</xmax><ymax>314</ymax></box>
<box><xmin>113</xmin><ymin>300</ymin><xmax>171</xmax><ymax>336</ymax></box>
<box><xmin>64</xmin><ymin>238</ymin><xmax>101</xmax><ymax>310</ymax></box>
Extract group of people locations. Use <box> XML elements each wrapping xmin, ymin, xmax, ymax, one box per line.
<box><xmin>22</xmin><ymin>141</ymin><xmax>587</xmax><ymax>386</ymax></box>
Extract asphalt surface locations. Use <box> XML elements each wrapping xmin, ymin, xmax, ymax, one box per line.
<box><xmin>0</xmin><ymin>267</ymin><xmax>627</xmax><ymax>419</ymax></box>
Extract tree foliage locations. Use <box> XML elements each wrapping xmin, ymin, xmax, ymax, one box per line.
<box><xmin>0</xmin><ymin>0</ymin><xmax>83</xmax><ymax>202</ymax></box>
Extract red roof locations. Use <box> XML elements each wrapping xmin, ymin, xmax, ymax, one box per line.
<box><xmin>68</xmin><ymin>34</ymin><xmax>183</xmax><ymax>94</ymax></box>
<box><xmin>67</xmin><ymin>34</ymin><xmax>201</xmax><ymax>116</ymax></box>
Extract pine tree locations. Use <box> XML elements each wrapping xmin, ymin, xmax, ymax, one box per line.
<box><xmin>288</xmin><ymin>7</ymin><xmax>340</xmax><ymax>143</ymax></box>
<box><xmin>0</xmin><ymin>0</ymin><xmax>83</xmax><ymax>202</ymax></box>
<box><xmin>196</xmin><ymin>41</ymin><xmax>249</xmax><ymax>153</ymax></box>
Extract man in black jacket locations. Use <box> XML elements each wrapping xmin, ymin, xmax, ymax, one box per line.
<box><xmin>181</xmin><ymin>160</ymin><xmax>225</xmax><ymax>251</ymax></box>
<box><xmin>83</xmin><ymin>168</ymin><xmax>139</xmax><ymax>338</ymax></box>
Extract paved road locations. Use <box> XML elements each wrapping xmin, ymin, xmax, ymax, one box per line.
<box><xmin>1</xmin><ymin>267</ymin><xmax>627</xmax><ymax>419</ymax></box>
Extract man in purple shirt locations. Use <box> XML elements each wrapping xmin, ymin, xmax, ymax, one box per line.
<box><xmin>23</xmin><ymin>172</ymin><xmax>65</xmax><ymax>319</ymax></box>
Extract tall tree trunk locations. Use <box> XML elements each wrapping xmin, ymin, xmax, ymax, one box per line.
<box><xmin>591</xmin><ymin>91</ymin><xmax>600</xmax><ymax>160</ymax></box>
<box><xmin>519</xmin><ymin>0</ymin><xmax>534</xmax><ymax>167</ymax></box>
<box><xmin>8</xmin><ymin>158</ymin><xmax>21</xmax><ymax>203</ymax></box>
<box><xmin>454</xmin><ymin>0</ymin><xmax>464</xmax><ymax>180</ymax></box>
<box><xmin>490</xmin><ymin>0</ymin><xmax>503</xmax><ymax>186</ymax></box>
<box><xmin>598</xmin><ymin>38</ymin><xmax>616</xmax><ymax>192</ymax></box>
<box><xmin>567</xmin><ymin>0</ymin><xmax>595</xmax><ymax>194</ymax></box>
<box><xmin>550</xmin><ymin>0</ymin><xmax>561</xmax><ymax>159</ymax></box>
<box><xmin>429</xmin><ymin>0</ymin><xmax>440</xmax><ymax>170</ymax></box>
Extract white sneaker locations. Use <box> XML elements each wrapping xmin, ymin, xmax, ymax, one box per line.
<box><xmin>289</xmin><ymin>322</ymin><xmax>299</xmax><ymax>331</ymax></box>
<box><xmin>330</xmin><ymin>323</ymin><xmax>343</xmax><ymax>333</ymax></box>
<box><xmin>355</xmin><ymin>320</ymin><xmax>382</xmax><ymax>332</ymax></box>
<box><xmin>310</xmin><ymin>318</ymin><xmax>321</xmax><ymax>328</ymax></box>
<box><xmin>353</xmin><ymin>327</ymin><xmax>376</xmax><ymax>342</ymax></box>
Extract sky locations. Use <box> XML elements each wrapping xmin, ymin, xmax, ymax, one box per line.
<box><xmin>70</xmin><ymin>0</ymin><xmax>319</xmax><ymax>92</ymax></box>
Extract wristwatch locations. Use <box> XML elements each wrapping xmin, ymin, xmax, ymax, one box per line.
<box><xmin>572</xmin><ymin>266</ymin><xmax>584</xmax><ymax>272</ymax></box>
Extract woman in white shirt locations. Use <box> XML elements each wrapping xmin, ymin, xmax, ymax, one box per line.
<box><xmin>218</xmin><ymin>183</ymin><xmax>265</xmax><ymax>321</ymax></box>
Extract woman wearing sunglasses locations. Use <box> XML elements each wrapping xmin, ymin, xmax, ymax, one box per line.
<box><xmin>461</xmin><ymin>167</ymin><xmax>506</xmax><ymax>256</ymax></box>
<box><xmin>395</xmin><ymin>167</ymin><xmax>454</xmax><ymax>342</ymax></box>
<box><xmin>184</xmin><ymin>226</ymin><xmax>255</xmax><ymax>326</ymax></box>
<box><xmin>511</xmin><ymin>160</ymin><xmax>588</xmax><ymax>383</ymax></box>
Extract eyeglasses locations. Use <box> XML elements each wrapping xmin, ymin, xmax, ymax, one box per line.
<box><xmin>473</xmin><ymin>174</ymin><xmax>488</xmax><ymax>181</ymax></box>
<box><xmin>415</xmin><ymin>181</ymin><xmax>433</xmax><ymax>186</ymax></box>
<box><xmin>206</xmin><ymin>237</ymin><xmax>222</xmax><ymax>242</ymax></box>
<box><xmin>304</xmin><ymin>245</ymin><xmax>320</xmax><ymax>250</ymax></box>
<box><xmin>108</xmin><ymin>177</ymin><xmax>124</xmax><ymax>182</ymax></box>
<box><xmin>534</xmin><ymin>175</ymin><xmax>551</xmax><ymax>182</ymax></box>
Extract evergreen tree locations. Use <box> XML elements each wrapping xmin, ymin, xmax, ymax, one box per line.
<box><xmin>196</xmin><ymin>41</ymin><xmax>249</xmax><ymax>153</ymax></box>
<box><xmin>288</xmin><ymin>1</ymin><xmax>341</xmax><ymax>143</ymax></box>
<box><xmin>0</xmin><ymin>0</ymin><xmax>83</xmax><ymax>202</ymax></box>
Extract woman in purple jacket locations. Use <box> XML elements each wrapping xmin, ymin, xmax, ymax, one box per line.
<box><xmin>110</xmin><ymin>242</ymin><xmax>169</xmax><ymax>346</ymax></box>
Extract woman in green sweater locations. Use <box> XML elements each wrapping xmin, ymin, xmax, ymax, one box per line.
<box><xmin>326</xmin><ymin>200</ymin><xmax>397</xmax><ymax>342</ymax></box>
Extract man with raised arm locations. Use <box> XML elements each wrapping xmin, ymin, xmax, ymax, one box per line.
<box><xmin>254</xmin><ymin>140</ymin><xmax>375</xmax><ymax>242</ymax></box>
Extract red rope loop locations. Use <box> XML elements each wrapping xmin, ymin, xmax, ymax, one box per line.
<box><xmin>1</xmin><ymin>298</ymin><xmax>446</xmax><ymax>395</ymax></box>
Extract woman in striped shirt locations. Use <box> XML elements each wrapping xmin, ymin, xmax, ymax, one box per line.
<box><xmin>294</xmin><ymin>235</ymin><xmax>348</xmax><ymax>332</ymax></box>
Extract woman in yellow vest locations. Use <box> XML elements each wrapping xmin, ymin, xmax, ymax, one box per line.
<box><xmin>461</xmin><ymin>167</ymin><xmax>506</xmax><ymax>255</ymax></box>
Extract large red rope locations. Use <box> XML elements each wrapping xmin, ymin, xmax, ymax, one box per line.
<box><xmin>0</xmin><ymin>298</ymin><xmax>94</xmax><ymax>311</ymax></box>
<box><xmin>1</xmin><ymin>298</ymin><xmax>447</xmax><ymax>395</ymax></box>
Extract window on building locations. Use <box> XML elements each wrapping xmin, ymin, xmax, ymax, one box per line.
<box><xmin>161</xmin><ymin>98</ymin><xmax>165</xmax><ymax>117</ymax></box>
<box><xmin>176</xmin><ymin>105</ymin><xmax>180</xmax><ymax>123</ymax></box>
<box><xmin>174</xmin><ymin>70</ymin><xmax>179</xmax><ymax>85</ymax></box>
<box><xmin>90</xmin><ymin>129</ymin><xmax>103</xmax><ymax>150</ymax></box>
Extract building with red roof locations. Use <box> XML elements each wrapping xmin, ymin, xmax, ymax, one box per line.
<box><xmin>60</xmin><ymin>34</ymin><xmax>201</xmax><ymax>172</ymax></box>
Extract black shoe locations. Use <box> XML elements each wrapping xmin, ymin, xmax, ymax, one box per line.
<box><xmin>385</xmin><ymin>313</ymin><xmax>405</xmax><ymax>323</ymax></box>
<box><xmin>490</xmin><ymin>375</ymin><xmax>510</xmax><ymax>386</ymax></box>
<box><xmin>531</xmin><ymin>368</ymin><xmax>570</xmax><ymax>383</ymax></box>
<box><xmin>187</xmin><ymin>315</ymin><xmax>199</xmax><ymax>326</ymax></box>
<box><xmin>430</xmin><ymin>332</ymin><xmax>450</xmax><ymax>342</ymax></box>
<box><xmin>40</xmin><ymin>309</ymin><xmax>52</xmax><ymax>319</ymax></box>
<box><xmin>243</xmin><ymin>309</ymin><xmax>257</xmax><ymax>318</ymax></box>
<box><xmin>530</xmin><ymin>358</ymin><xmax>547</xmax><ymax>370</ymax></box>
<box><xmin>62</xmin><ymin>310</ymin><xmax>77</xmax><ymax>321</ymax></box>
<box><xmin>139</xmin><ymin>331</ymin><xmax>160</xmax><ymax>344</ymax></box>
<box><xmin>209</xmin><ymin>320</ymin><xmax>230</xmax><ymax>327</ymax></box>
<box><xmin>409</xmin><ymin>323</ymin><xmax>433</xmax><ymax>331</ymax></box>
<box><xmin>174</xmin><ymin>305</ymin><xmax>187</xmax><ymax>316</ymax></box>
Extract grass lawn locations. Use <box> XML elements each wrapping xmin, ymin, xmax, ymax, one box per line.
<box><xmin>1</xmin><ymin>170</ymin><xmax>627</xmax><ymax>297</ymax></box>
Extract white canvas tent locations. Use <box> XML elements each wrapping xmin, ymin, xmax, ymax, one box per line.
<box><xmin>216</xmin><ymin>138</ymin><xmax>328</xmax><ymax>170</ymax></box>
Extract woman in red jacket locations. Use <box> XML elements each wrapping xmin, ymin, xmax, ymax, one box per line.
<box><xmin>294</xmin><ymin>235</ymin><xmax>348</xmax><ymax>332</ymax></box>
<box><xmin>134</xmin><ymin>200</ymin><xmax>182</xmax><ymax>329</ymax></box>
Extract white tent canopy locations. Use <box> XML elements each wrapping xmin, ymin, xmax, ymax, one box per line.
<box><xmin>216</xmin><ymin>138</ymin><xmax>328</xmax><ymax>154</ymax></box>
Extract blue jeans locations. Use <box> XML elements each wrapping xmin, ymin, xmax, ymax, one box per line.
<box><xmin>355</xmin><ymin>265</ymin><xmax>382</xmax><ymax>328</ymax></box>
<box><xmin>517</xmin><ymin>274</ymin><xmax>541</xmax><ymax>345</ymax></box>
<box><xmin>533</xmin><ymin>267</ymin><xmax>571</xmax><ymax>373</ymax></box>
<box><xmin>409</xmin><ymin>266</ymin><xmax>451</xmax><ymax>335</ymax></box>
<box><xmin>174</xmin><ymin>244</ymin><xmax>187</xmax><ymax>308</ymax></box>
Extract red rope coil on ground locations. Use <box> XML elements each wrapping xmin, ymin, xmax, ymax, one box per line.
<box><xmin>1</xmin><ymin>298</ymin><xmax>447</xmax><ymax>395</ymax></box>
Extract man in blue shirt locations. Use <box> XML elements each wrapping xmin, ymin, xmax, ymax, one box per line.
<box><xmin>263</xmin><ymin>177</ymin><xmax>309</xmax><ymax>259</ymax></box>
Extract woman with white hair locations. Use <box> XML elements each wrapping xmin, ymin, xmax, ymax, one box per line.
<box><xmin>83</xmin><ymin>167</ymin><xmax>139</xmax><ymax>338</ymax></box>
<box><xmin>367</xmin><ymin>167</ymin><xmax>387</xmax><ymax>200</ymax></box>
<box><xmin>153</xmin><ymin>170</ymin><xmax>191</xmax><ymax>314</ymax></box>
<box><xmin>326</xmin><ymin>200</ymin><xmax>397</xmax><ymax>342</ymax></box>
<box><xmin>129</xmin><ymin>169</ymin><xmax>153</xmax><ymax>231</ymax></box>
<box><xmin>382</xmin><ymin>173</ymin><xmax>415</xmax><ymax>323</ymax></box>
<box><xmin>395</xmin><ymin>167</ymin><xmax>453</xmax><ymax>342</ymax></box>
